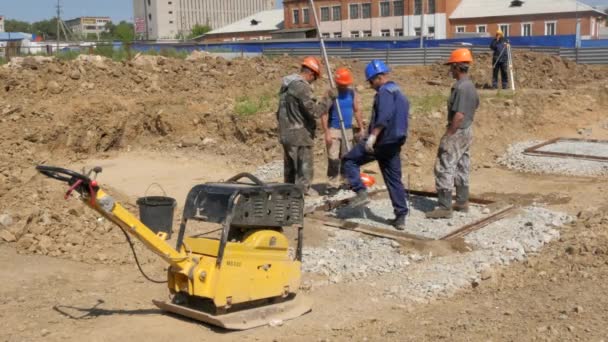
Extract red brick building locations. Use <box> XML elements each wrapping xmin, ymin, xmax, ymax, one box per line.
<box><xmin>282</xmin><ymin>0</ymin><xmax>606</xmax><ymax>39</ymax></box>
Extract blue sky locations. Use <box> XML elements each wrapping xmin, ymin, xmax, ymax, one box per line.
<box><xmin>0</xmin><ymin>0</ymin><xmax>605</xmax><ymax>23</ymax></box>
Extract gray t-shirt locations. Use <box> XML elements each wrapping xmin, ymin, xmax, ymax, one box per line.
<box><xmin>447</xmin><ymin>77</ymin><xmax>479</xmax><ymax>129</ymax></box>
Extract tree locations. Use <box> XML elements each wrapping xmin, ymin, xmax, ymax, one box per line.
<box><xmin>114</xmin><ymin>21</ymin><xmax>135</xmax><ymax>43</ymax></box>
<box><xmin>32</xmin><ymin>18</ymin><xmax>58</xmax><ymax>40</ymax></box>
<box><xmin>189</xmin><ymin>24</ymin><xmax>212</xmax><ymax>39</ymax></box>
<box><xmin>5</xmin><ymin>19</ymin><xmax>31</xmax><ymax>33</ymax></box>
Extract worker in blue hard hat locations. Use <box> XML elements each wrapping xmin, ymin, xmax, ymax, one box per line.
<box><xmin>342</xmin><ymin>59</ymin><xmax>410</xmax><ymax>230</ymax></box>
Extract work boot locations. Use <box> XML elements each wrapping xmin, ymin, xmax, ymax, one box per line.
<box><xmin>426</xmin><ymin>190</ymin><xmax>453</xmax><ymax>219</ymax></box>
<box><xmin>392</xmin><ymin>214</ymin><xmax>407</xmax><ymax>231</ymax></box>
<box><xmin>349</xmin><ymin>189</ymin><xmax>370</xmax><ymax>208</ymax></box>
<box><xmin>453</xmin><ymin>186</ymin><xmax>470</xmax><ymax>213</ymax></box>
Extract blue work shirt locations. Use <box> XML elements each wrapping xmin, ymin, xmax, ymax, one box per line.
<box><xmin>329</xmin><ymin>88</ymin><xmax>355</xmax><ymax>129</ymax></box>
<box><xmin>369</xmin><ymin>81</ymin><xmax>409</xmax><ymax>146</ymax></box>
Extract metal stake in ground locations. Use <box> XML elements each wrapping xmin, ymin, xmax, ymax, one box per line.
<box><xmin>507</xmin><ymin>43</ymin><xmax>516</xmax><ymax>91</ymax></box>
<box><xmin>308</xmin><ymin>0</ymin><xmax>351</xmax><ymax>152</ymax></box>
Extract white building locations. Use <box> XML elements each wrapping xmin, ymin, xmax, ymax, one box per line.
<box><xmin>133</xmin><ymin>0</ymin><xmax>276</xmax><ymax>40</ymax></box>
<box><xmin>64</xmin><ymin>17</ymin><xmax>112</xmax><ymax>39</ymax></box>
<box><xmin>0</xmin><ymin>16</ymin><xmax>5</xmax><ymax>33</ymax></box>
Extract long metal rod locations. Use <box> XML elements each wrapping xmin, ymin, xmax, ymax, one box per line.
<box><xmin>308</xmin><ymin>0</ymin><xmax>351</xmax><ymax>151</ymax></box>
<box><xmin>440</xmin><ymin>206</ymin><xmax>517</xmax><ymax>240</ymax></box>
<box><xmin>507</xmin><ymin>43</ymin><xmax>516</xmax><ymax>91</ymax></box>
<box><xmin>523</xmin><ymin>137</ymin><xmax>608</xmax><ymax>162</ymax></box>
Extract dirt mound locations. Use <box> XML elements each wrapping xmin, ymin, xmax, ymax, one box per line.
<box><xmin>424</xmin><ymin>50</ymin><xmax>608</xmax><ymax>90</ymax></box>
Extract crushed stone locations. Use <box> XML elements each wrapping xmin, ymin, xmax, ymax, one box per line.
<box><xmin>498</xmin><ymin>141</ymin><xmax>608</xmax><ymax>176</ymax></box>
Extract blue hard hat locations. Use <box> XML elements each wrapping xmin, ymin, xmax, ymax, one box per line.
<box><xmin>365</xmin><ymin>59</ymin><xmax>391</xmax><ymax>81</ymax></box>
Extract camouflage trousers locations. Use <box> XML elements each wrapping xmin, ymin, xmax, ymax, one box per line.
<box><xmin>434</xmin><ymin>127</ymin><xmax>473</xmax><ymax>191</ymax></box>
<box><xmin>327</xmin><ymin>128</ymin><xmax>354</xmax><ymax>188</ymax></box>
<box><xmin>283</xmin><ymin>144</ymin><xmax>314</xmax><ymax>192</ymax></box>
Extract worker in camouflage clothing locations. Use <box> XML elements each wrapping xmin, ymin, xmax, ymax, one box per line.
<box><xmin>277</xmin><ymin>56</ymin><xmax>334</xmax><ymax>196</ymax></box>
<box><xmin>427</xmin><ymin>48</ymin><xmax>480</xmax><ymax>219</ymax></box>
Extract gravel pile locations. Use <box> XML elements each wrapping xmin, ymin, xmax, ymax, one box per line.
<box><xmin>383</xmin><ymin>206</ymin><xmax>573</xmax><ymax>303</ymax></box>
<box><xmin>253</xmin><ymin>160</ymin><xmax>284</xmax><ymax>182</ymax></box>
<box><xmin>301</xmin><ymin>231</ymin><xmax>411</xmax><ymax>283</ymax></box>
<box><xmin>303</xmin><ymin>203</ymin><xmax>573</xmax><ymax>299</ymax></box>
<box><xmin>498</xmin><ymin>141</ymin><xmax>608</xmax><ymax>176</ymax></box>
<box><xmin>335</xmin><ymin>196</ymin><xmax>487</xmax><ymax>240</ymax></box>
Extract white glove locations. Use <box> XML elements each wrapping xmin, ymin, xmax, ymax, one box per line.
<box><xmin>365</xmin><ymin>135</ymin><xmax>377</xmax><ymax>153</ymax></box>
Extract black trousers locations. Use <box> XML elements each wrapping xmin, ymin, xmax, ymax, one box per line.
<box><xmin>492</xmin><ymin>61</ymin><xmax>508</xmax><ymax>89</ymax></box>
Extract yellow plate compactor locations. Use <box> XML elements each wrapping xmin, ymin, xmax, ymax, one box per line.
<box><xmin>36</xmin><ymin>166</ymin><xmax>312</xmax><ymax>330</ymax></box>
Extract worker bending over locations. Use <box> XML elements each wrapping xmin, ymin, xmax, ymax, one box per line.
<box><xmin>427</xmin><ymin>49</ymin><xmax>480</xmax><ymax>219</ymax></box>
<box><xmin>343</xmin><ymin>60</ymin><xmax>409</xmax><ymax>230</ymax></box>
<box><xmin>277</xmin><ymin>56</ymin><xmax>333</xmax><ymax>196</ymax></box>
<box><xmin>321</xmin><ymin>67</ymin><xmax>364</xmax><ymax>193</ymax></box>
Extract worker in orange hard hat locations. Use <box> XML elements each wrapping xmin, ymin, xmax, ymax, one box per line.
<box><xmin>490</xmin><ymin>28</ymin><xmax>510</xmax><ymax>89</ymax></box>
<box><xmin>277</xmin><ymin>56</ymin><xmax>334</xmax><ymax>196</ymax></box>
<box><xmin>320</xmin><ymin>67</ymin><xmax>365</xmax><ymax>193</ymax></box>
<box><xmin>427</xmin><ymin>48</ymin><xmax>479</xmax><ymax>219</ymax></box>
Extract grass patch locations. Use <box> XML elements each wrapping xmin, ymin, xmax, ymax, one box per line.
<box><xmin>0</xmin><ymin>57</ymin><xmax>6</xmax><ymax>65</ymax></box>
<box><xmin>159</xmin><ymin>48</ymin><xmax>189</xmax><ymax>59</ymax></box>
<box><xmin>235</xmin><ymin>94</ymin><xmax>274</xmax><ymax>117</ymax></box>
<box><xmin>56</xmin><ymin>50</ymin><xmax>81</xmax><ymax>61</ymax></box>
<box><xmin>410</xmin><ymin>92</ymin><xmax>446</xmax><ymax>114</ymax></box>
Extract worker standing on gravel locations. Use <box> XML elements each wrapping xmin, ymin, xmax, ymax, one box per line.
<box><xmin>277</xmin><ymin>56</ymin><xmax>334</xmax><ymax>196</ymax></box>
<box><xmin>321</xmin><ymin>67</ymin><xmax>365</xmax><ymax>193</ymax></box>
<box><xmin>343</xmin><ymin>60</ymin><xmax>409</xmax><ymax>230</ymax></box>
<box><xmin>427</xmin><ymin>48</ymin><xmax>479</xmax><ymax>219</ymax></box>
<box><xmin>490</xmin><ymin>29</ymin><xmax>509</xmax><ymax>90</ymax></box>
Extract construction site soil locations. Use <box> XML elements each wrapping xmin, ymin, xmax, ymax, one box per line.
<box><xmin>0</xmin><ymin>50</ymin><xmax>607</xmax><ymax>341</ymax></box>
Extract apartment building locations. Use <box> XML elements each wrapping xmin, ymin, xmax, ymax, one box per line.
<box><xmin>0</xmin><ymin>16</ymin><xmax>5</xmax><ymax>33</ymax></box>
<box><xmin>133</xmin><ymin>0</ymin><xmax>276</xmax><ymax>40</ymax></box>
<box><xmin>282</xmin><ymin>0</ymin><xmax>606</xmax><ymax>40</ymax></box>
<box><xmin>64</xmin><ymin>17</ymin><xmax>112</xmax><ymax>39</ymax></box>
<box><xmin>283</xmin><ymin>0</ymin><xmax>453</xmax><ymax>39</ymax></box>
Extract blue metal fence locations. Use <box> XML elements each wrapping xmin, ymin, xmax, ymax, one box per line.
<box><xmin>127</xmin><ymin>34</ymin><xmax>588</xmax><ymax>54</ymax></box>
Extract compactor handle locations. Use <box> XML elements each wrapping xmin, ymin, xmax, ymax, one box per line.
<box><xmin>226</xmin><ymin>173</ymin><xmax>265</xmax><ymax>186</ymax></box>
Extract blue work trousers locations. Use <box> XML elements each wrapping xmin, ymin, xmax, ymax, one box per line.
<box><xmin>343</xmin><ymin>142</ymin><xmax>409</xmax><ymax>217</ymax></box>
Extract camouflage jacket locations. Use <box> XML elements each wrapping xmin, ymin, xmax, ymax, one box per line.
<box><xmin>277</xmin><ymin>74</ymin><xmax>331</xmax><ymax>146</ymax></box>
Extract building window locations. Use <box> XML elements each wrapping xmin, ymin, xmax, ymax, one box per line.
<box><xmin>499</xmin><ymin>24</ymin><xmax>510</xmax><ymax>37</ymax></box>
<box><xmin>332</xmin><ymin>6</ymin><xmax>341</xmax><ymax>21</ymax></box>
<box><xmin>303</xmin><ymin>8</ymin><xmax>310</xmax><ymax>24</ymax></box>
<box><xmin>334</xmin><ymin>32</ymin><xmax>342</xmax><ymax>38</ymax></box>
<box><xmin>521</xmin><ymin>23</ymin><xmax>532</xmax><ymax>36</ymax></box>
<box><xmin>321</xmin><ymin>7</ymin><xmax>330</xmax><ymax>21</ymax></box>
<box><xmin>351</xmin><ymin>31</ymin><xmax>360</xmax><ymax>38</ymax></box>
<box><xmin>362</xmin><ymin>3</ymin><xmax>372</xmax><ymax>19</ymax></box>
<box><xmin>456</xmin><ymin>26</ymin><xmax>466</xmax><ymax>33</ymax></box>
<box><xmin>477</xmin><ymin>25</ymin><xmax>487</xmax><ymax>33</ymax></box>
<box><xmin>381</xmin><ymin>29</ymin><xmax>391</xmax><ymax>37</ymax></box>
<box><xmin>428</xmin><ymin>26</ymin><xmax>435</xmax><ymax>36</ymax></box>
<box><xmin>293</xmin><ymin>9</ymin><xmax>300</xmax><ymax>24</ymax></box>
<box><xmin>414</xmin><ymin>0</ymin><xmax>422</xmax><ymax>15</ymax></box>
<box><xmin>415</xmin><ymin>27</ymin><xmax>421</xmax><ymax>36</ymax></box>
<box><xmin>394</xmin><ymin>28</ymin><xmax>404</xmax><ymax>36</ymax></box>
<box><xmin>169</xmin><ymin>11</ymin><xmax>173</xmax><ymax>14</ymax></box>
<box><xmin>393</xmin><ymin>1</ymin><xmax>404</xmax><ymax>16</ymax></box>
<box><xmin>380</xmin><ymin>2</ymin><xmax>391</xmax><ymax>17</ymax></box>
<box><xmin>363</xmin><ymin>30</ymin><xmax>372</xmax><ymax>37</ymax></box>
<box><xmin>169</xmin><ymin>20</ymin><xmax>174</xmax><ymax>24</ymax></box>
<box><xmin>148</xmin><ymin>14</ymin><xmax>152</xmax><ymax>21</ymax></box>
<box><xmin>321</xmin><ymin>32</ymin><xmax>331</xmax><ymax>38</ymax></box>
<box><xmin>428</xmin><ymin>0</ymin><xmax>436</xmax><ymax>13</ymax></box>
<box><xmin>350</xmin><ymin>4</ymin><xmax>360</xmax><ymax>19</ymax></box>
<box><xmin>168</xmin><ymin>1</ymin><xmax>172</xmax><ymax>4</ymax></box>
<box><xmin>545</xmin><ymin>21</ymin><xmax>556</xmax><ymax>36</ymax></box>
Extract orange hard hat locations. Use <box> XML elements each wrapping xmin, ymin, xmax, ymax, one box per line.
<box><xmin>361</xmin><ymin>173</ymin><xmax>376</xmax><ymax>188</ymax></box>
<box><xmin>334</xmin><ymin>67</ymin><xmax>353</xmax><ymax>86</ymax></box>
<box><xmin>302</xmin><ymin>56</ymin><xmax>322</xmax><ymax>76</ymax></box>
<box><xmin>445</xmin><ymin>48</ymin><xmax>473</xmax><ymax>65</ymax></box>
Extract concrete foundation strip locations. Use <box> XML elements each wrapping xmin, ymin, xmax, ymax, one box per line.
<box><xmin>438</xmin><ymin>205</ymin><xmax>518</xmax><ymax>241</ymax></box>
<box><xmin>523</xmin><ymin>137</ymin><xmax>608</xmax><ymax>162</ymax></box>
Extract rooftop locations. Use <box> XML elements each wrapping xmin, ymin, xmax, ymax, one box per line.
<box><xmin>205</xmin><ymin>9</ymin><xmax>284</xmax><ymax>35</ymax></box>
<box><xmin>450</xmin><ymin>0</ymin><xmax>606</xmax><ymax>19</ymax></box>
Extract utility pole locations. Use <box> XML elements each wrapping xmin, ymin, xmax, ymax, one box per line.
<box><xmin>56</xmin><ymin>0</ymin><xmax>61</xmax><ymax>54</ymax></box>
<box><xmin>419</xmin><ymin>0</ymin><xmax>425</xmax><ymax>48</ymax></box>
